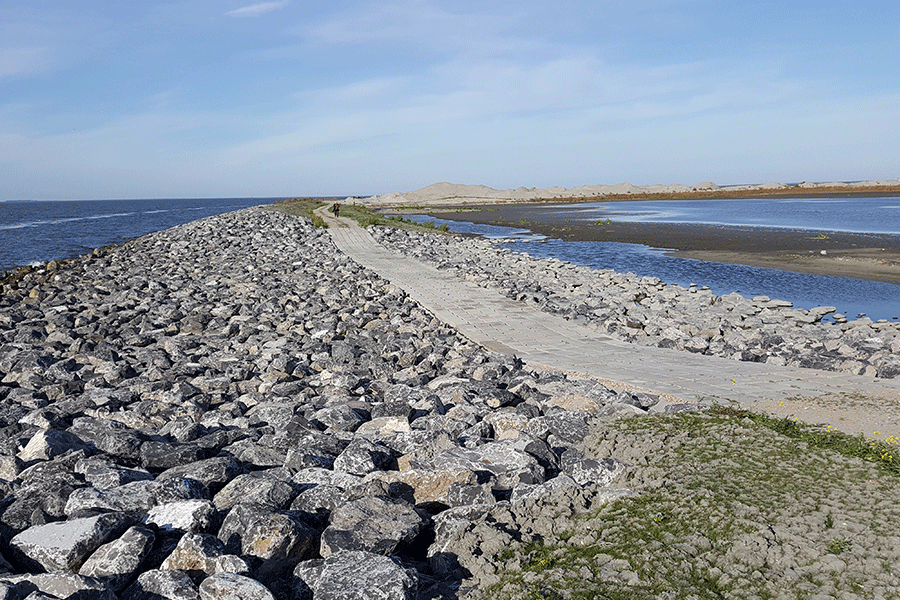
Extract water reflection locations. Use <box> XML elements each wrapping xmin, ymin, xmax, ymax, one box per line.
<box><xmin>398</xmin><ymin>214</ymin><xmax>900</xmax><ymax>322</ymax></box>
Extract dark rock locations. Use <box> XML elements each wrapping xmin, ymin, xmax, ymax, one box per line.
<box><xmin>140</xmin><ymin>441</ymin><xmax>213</xmax><ymax>471</ymax></box>
<box><xmin>320</xmin><ymin>496</ymin><xmax>425</xmax><ymax>557</ymax></box>
<box><xmin>293</xmin><ymin>550</ymin><xmax>418</xmax><ymax>600</ymax></box>
<box><xmin>217</xmin><ymin>504</ymin><xmax>317</xmax><ymax>584</ymax></box>
<box><xmin>332</xmin><ymin>439</ymin><xmax>394</xmax><ymax>476</ymax></box>
<box><xmin>156</xmin><ymin>457</ymin><xmax>243</xmax><ymax>494</ymax></box>
<box><xmin>120</xmin><ymin>569</ymin><xmax>200</xmax><ymax>600</ymax></box>
<box><xmin>79</xmin><ymin>525</ymin><xmax>155</xmax><ymax>591</ymax></box>
<box><xmin>198</xmin><ymin>572</ymin><xmax>274</xmax><ymax>600</ymax></box>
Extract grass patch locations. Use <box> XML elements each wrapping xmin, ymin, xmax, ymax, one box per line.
<box><xmin>707</xmin><ymin>404</ymin><xmax>900</xmax><ymax>476</ymax></box>
<box><xmin>339</xmin><ymin>205</ymin><xmax>453</xmax><ymax>234</ymax></box>
<box><xmin>265</xmin><ymin>198</ymin><xmax>331</xmax><ymax>227</ymax></box>
<box><xmin>486</xmin><ymin>408</ymin><xmax>900</xmax><ymax>599</ymax></box>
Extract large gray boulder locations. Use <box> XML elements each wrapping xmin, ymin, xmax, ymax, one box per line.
<box><xmin>10</xmin><ymin>512</ymin><xmax>135</xmax><ymax>573</ymax></box>
<box><xmin>199</xmin><ymin>572</ymin><xmax>275</xmax><ymax>600</ymax></box>
<box><xmin>320</xmin><ymin>496</ymin><xmax>425</xmax><ymax>557</ymax></box>
<box><xmin>213</xmin><ymin>473</ymin><xmax>298</xmax><ymax>512</ymax></box>
<box><xmin>217</xmin><ymin>504</ymin><xmax>317</xmax><ymax>584</ymax></box>
<box><xmin>120</xmin><ymin>569</ymin><xmax>200</xmax><ymax>600</ymax></box>
<box><xmin>144</xmin><ymin>500</ymin><xmax>218</xmax><ymax>535</ymax></box>
<box><xmin>293</xmin><ymin>550</ymin><xmax>418</xmax><ymax>600</ymax></box>
<box><xmin>0</xmin><ymin>573</ymin><xmax>116</xmax><ymax>600</ymax></box>
<box><xmin>78</xmin><ymin>525</ymin><xmax>156</xmax><ymax>591</ymax></box>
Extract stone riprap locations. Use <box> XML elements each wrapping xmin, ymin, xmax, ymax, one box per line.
<box><xmin>0</xmin><ymin>208</ymin><xmax>665</xmax><ymax>599</ymax></box>
<box><xmin>371</xmin><ymin>227</ymin><xmax>900</xmax><ymax>379</ymax></box>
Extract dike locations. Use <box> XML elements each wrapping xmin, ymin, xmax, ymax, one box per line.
<box><xmin>0</xmin><ymin>207</ymin><xmax>688</xmax><ymax>599</ymax></box>
<box><xmin>372</xmin><ymin>227</ymin><xmax>900</xmax><ymax>379</ymax></box>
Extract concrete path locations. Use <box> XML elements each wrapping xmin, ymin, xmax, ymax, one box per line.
<box><xmin>315</xmin><ymin>206</ymin><xmax>900</xmax><ymax>435</ymax></box>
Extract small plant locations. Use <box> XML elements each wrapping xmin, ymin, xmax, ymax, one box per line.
<box><xmin>815</xmin><ymin>233</ymin><xmax>830</xmax><ymax>239</ymax></box>
<box><xmin>824</xmin><ymin>513</ymin><xmax>834</xmax><ymax>529</ymax></box>
<box><xmin>826</xmin><ymin>538</ymin><xmax>851</xmax><ymax>554</ymax></box>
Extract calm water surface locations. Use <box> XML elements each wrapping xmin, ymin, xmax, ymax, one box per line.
<box><xmin>401</xmin><ymin>209</ymin><xmax>900</xmax><ymax>323</ymax></box>
<box><xmin>544</xmin><ymin>196</ymin><xmax>900</xmax><ymax>234</ymax></box>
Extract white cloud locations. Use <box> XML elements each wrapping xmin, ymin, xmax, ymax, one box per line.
<box><xmin>226</xmin><ymin>1</ymin><xmax>289</xmax><ymax>18</ymax></box>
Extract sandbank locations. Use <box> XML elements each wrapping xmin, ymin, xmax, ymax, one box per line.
<box><xmin>412</xmin><ymin>204</ymin><xmax>900</xmax><ymax>287</ymax></box>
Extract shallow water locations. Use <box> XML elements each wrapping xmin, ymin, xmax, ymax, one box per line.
<box><xmin>399</xmin><ymin>214</ymin><xmax>900</xmax><ymax>322</ymax></box>
<box><xmin>538</xmin><ymin>196</ymin><xmax>900</xmax><ymax>235</ymax></box>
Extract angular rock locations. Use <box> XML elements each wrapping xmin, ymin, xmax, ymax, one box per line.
<box><xmin>320</xmin><ymin>496</ymin><xmax>425</xmax><ymax>557</ymax></box>
<box><xmin>217</xmin><ymin>504</ymin><xmax>317</xmax><ymax>583</ymax></box>
<box><xmin>160</xmin><ymin>533</ymin><xmax>248</xmax><ymax>582</ymax></box>
<box><xmin>140</xmin><ymin>441</ymin><xmax>212</xmax><ymax>471</ymax></box>
<box><xmin>64</xmin><ymin>480</ymin><xmax>158</xmax><ymax>517</ymax></box>
<box><xmin>10</xmin><ymin>512</ymin><xmax>134</xmax><ymax>573</ymax></box>
<box><xmin>364</xmin><ymin>467</ymin><xmax>478</xmax><ymax>506</ymax></box>
<box><xmin>199</xmin><ymin>572</ymin><xmax>275</xmax><ymax>600</ymax></box>
<box><xmin>144</xmin><ymin>500</ymin><xmax>218</xmax><ymax>535</ymax></box>
<box><xmin>120</xmin><ymin>569</ymin><xmax>200</xmax><ymax>600</ymax></box>
<box><xmin>74</xmin><ymin>457</ymin><xmax>153</xmax><ymax>490</ymax></box>
<box><xmin>68</xmin><ymin>416</ymin><xmax>145</xmax><ymax>460</ymax></box>
<box><xmin>213</xmin><ymin>473</ymin><xmax>297</xmax><ymax>512</ymax></box>
<box><xmin>293</xmin><ymin>550</ymin><xmax>417</xmax><ymax>600</ymax></box>
<box><xmin>78</xmin><ymin>525</ymin><xmax>155</xmax><ymax>591</ymax></box>
<box><xmin>17</xmin><ymin>429</ymin><xmax>91</xmax><ymax>463</ymax></box>
<box><xmin>156</xmin><ymin>456</ymin><xmax>243</xmax><ymax>493</ymax></box>
<box><xmin>0</xmin><ymin>573</ymin><xmax>116</xmax><ymax>600</ymax></box>
<box><xmin>431</xmin><ymin>440</ymin><xmax>546</xmax><ymax>490</ymax></box>
<box><xmin>332</xmin><ymin>439</ymin><xmax>394</xmax><ymax>476</ymax></box>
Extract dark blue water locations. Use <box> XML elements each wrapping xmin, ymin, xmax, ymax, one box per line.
<box><xmin>541</xmin><ymin>196</ymin><xmax>900</xmax><ymax>234</ymax></box>
<box><xmin>400</xmin><ymin>212</ymin><xmax>900</xmax><ymax>322</ymax></box>
<box><xmin>0</xmin><ymin>198</ymin><xmax>279</xmax><ymax>273</ymax></box>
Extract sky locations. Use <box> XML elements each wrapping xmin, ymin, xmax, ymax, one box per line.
<box><xmin>1</xmin><ymin>1</ymin><xmax>898</xmax><ymax>200</ymax></box>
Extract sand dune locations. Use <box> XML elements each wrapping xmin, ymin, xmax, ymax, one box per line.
<box><xmin>360</xmin><ymin>179</ymin><xmax>900</xmax><ymax>206</ymax></box>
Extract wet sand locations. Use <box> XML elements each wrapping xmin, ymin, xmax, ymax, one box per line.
<box><xmin>413</xmin><ymin>203</ymin><xmax>900</xmax><ymax>286</ymax></box>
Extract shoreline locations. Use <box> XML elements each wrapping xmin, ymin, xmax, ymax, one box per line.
<box><xmin>414</xmin><ymin>205</ymin><xmax>900</xmax><ymax>287</ymax></box>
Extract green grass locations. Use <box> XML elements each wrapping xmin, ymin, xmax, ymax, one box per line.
<box><xmin>267</xmin><ymin>198</ymin><xmax>457</xmax><ymax>235</ymax></box>
<box><xmin>337</xmin><ymin>204</ymin><xmax>452</xmax><ymax>234</ymax></box>
<box><xmin>707</xmin><ymin>404</ymin><xmax>900</xmax><ymax>476</ymax></box>
<box><xmin>265</xmin><ymin>198</ymin><xmax>330</xmax><ymax>228</ymax></box>
<box><xmin>485</xmin><ymin>408</ymin><xmax>900</xmax><ymax>600</ymax></box>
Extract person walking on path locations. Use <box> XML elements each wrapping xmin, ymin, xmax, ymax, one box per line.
<box><xmin>331</xmin><ymin>203</ymin><xmax>340</xmax><ymax>218</ymax></box>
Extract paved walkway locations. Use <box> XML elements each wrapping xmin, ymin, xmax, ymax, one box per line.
<box><xmin>316</xmin><ymin>207</ymin><xmax>900</xmax><ymax>435</ymax></box>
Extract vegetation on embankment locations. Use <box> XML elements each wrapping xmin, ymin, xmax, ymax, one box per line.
<box><xmin>485</xmin><ymin>406</ymin><xmax>900</xmax><ymax>600</ymax></box>
<box><xmin>267</xmin><ymin>198</ymin><xmax>452</xmax><ymax>234</ymax></box>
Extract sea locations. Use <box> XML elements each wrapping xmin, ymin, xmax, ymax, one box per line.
<box><xmin>0</xmin><ymin>197</ymin><xmax>280</xmax><ymax>274</ymax></box>
<box><xmin>2</xmin><ymin>196</ymin><xmax>899</xmax><ymax>322</ymax></box>
<box><xmin>399</xmin><ymin>196</ymin><xmax>900</xmax><ymax>322</ymax></box>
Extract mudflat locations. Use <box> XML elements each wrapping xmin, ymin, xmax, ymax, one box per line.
<box><xmin>418</xmin><ymin>203</ymin><xmax>900</xmax><ymax>286</ymax></box>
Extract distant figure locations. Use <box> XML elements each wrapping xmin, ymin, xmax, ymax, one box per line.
<box><xmin>331</xmin><ymin>203</ymin><xmax>340</xmax><ymax>217</ymax></box>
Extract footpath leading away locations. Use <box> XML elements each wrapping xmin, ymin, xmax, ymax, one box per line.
<box><xmin>315</xmin><ymin>207</ymin><xmax>900</xmax><ymax>437</ymax></box>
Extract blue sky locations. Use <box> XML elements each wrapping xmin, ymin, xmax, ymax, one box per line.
<box><xmin>1</xmin><ymin>1</ymin><xmax>897</xmax><ymax>199</ymax></box>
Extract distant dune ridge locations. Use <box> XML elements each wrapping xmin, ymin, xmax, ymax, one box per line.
<box><xmin>361</xmin><ymin>179</ymin><xmax>900</xmax><ymax>206</ymax></box>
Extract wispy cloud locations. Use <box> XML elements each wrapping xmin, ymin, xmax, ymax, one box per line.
<box><xmin>0</xmin><ymin>46</ymin><xmax>53</xmax><ymax>78</ymax></box>
<box><xmin>225</xmin><ymin>1</ymin><xmax>289</xmax><ymax>18</ymax></box>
